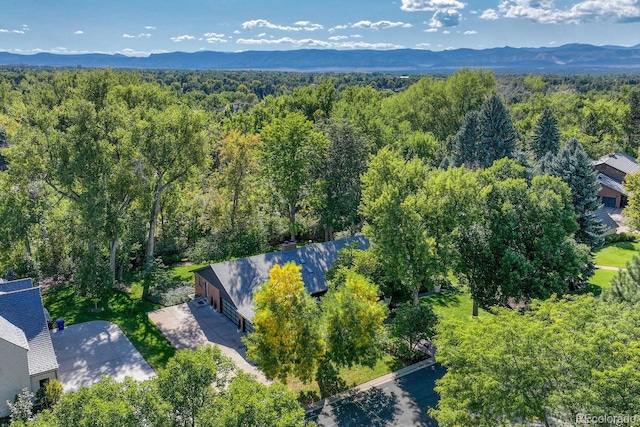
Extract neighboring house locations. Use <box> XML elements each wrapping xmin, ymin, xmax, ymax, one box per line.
<box><xmin>193</xmin><ymin>236</ymin><xmax>369</xmax><ymax>333</ymax></box>
<box><xmin>0</xmin><ymin>278</ymin><xmax>58</xmax><ymax>417</ymax></box>
<box><xmin>593</xmin><ymin>152</ymin><xmax>640</xmax><ymax>208</ymax></box>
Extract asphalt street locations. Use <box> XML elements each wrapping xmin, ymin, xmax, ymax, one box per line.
<box><xmin>306</xmin><ymin>363</ymin><xmax>445</xmax><ymax>427</ymax></box>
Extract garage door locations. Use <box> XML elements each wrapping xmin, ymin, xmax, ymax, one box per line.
<box><xmin>221</xmin><ymin>299</ymin><xmax>239</xmax><ymax>326</ymax></box>
<box><xmin>602</xmin><ymin>197</ymin><xmax>616</xmax><ymax>208</ymax></box>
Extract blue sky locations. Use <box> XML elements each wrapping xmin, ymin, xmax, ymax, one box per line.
<box><xmin>1</xmin><ymin>1</ymin><xmax>639</xmax><ymax>56</ymax></box>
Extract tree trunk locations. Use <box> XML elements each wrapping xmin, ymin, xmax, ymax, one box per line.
<box><xmin>109</xmin><ymin>237</ymin><xmax>118</xmax><ymax>284</ymax></box>
<box><xmin>413</xmin><ymin>288</ymin><xmax>420</xmax><ymax>306</ymax></box>
<box><xmin>24</xmin><ymin>236</ymin><xmax>32</xmax><ymax>258</ymax></box>
<box><xmin>472</xmin><ymin>299</ymin><xmax>479</xmax><ymax>317</ymax></box>
<box><xmin>146</xmin><ymin>175</ymin><xmax>164</xmax><ymax>270</ymax></box>
<box><xmin>289</xmin><ymin>204</ymin><xmax>296</xmax><ymax>242</ymax></box>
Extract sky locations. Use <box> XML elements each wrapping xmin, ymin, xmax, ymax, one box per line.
<box><xmin>1</xmin><ymin>0</ymin><xmax>639</xmax><ymax>56</ymax></box>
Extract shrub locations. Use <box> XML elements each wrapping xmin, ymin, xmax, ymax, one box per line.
<box><xmin>605</xmin><ymin>232</ymin><xmax>638</xmax><ymax>244</ymax></box>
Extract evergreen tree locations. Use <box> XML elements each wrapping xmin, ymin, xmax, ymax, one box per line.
<box><xmin>548</xmin><ymin>138</ymin><xmax>605</xmax><ymax>249</ymax></box>
<box><xmin>477</xmin><ymin>94</ymin><xmax>518</xmax><ymax>168</ymax></box>
<box><xmin>451</xmin><ymin>110</ymin><xmax>480</xmax><ymax>168</ymax></box>
<box><xmin>530</xmin><ymin>109</ymin><xmax>561</xmax><ymax>161</ymax></box>
<box><xmin>604</xmin><ymin>254</ymin><xmax>640</xmax><ymax>304</ymax></box>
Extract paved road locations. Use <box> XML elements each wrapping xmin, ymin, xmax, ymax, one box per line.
<box><xmin>306</xmin><ymin>364</ymin><xmax>445</xmax><ymax>427</ymax></box>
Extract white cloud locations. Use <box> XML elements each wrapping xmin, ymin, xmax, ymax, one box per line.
<box><xmin>123</xmin><ymin>34</ymin><xmax>135</xmax><ymax>38</ymax></box>
<box><xmin>74</xmin><ymin>30</ymin><xmax>84</xmax><ymax>35</ymax></box>
<box><xmin>0</xmin><ymin>29</ymin><xmax>9</xmax><ymax>33</ymax></box>
<box><xmin>171</xmin><ymin>34</ymin><xmax>196</xmax><ymax>42</ymax></box>
<box><xmin>424</xmin><ymin>27</ymin><xmax>439</xmax><ymax>32</ymax></box>
<box><xmin>204</xmin><ymin>32</ymin><xmax>225</xmax><ymax>38</ymax></box>
<box><xmin>236</xmin><ymin>37</ymin><xmax>402</xmax><ymax>49</ymax></box>
<box><xmin>480</xmin><ymin>9</ymin><xmax>500</xmax><ymax>20</ymax></box>
<box><xmin>352</xmin><ymin>20</ymin><xmax>413</xmax><ymax>30</ymax></box>
<box><xmin>257</xmin><ymin>32</ymin><xmax>266</xmax><ymax>37</ymax></box>
<box><xmin>11</xmin><ymin>30</ymin><xmax>25</xmax><ymax>34</ymax></box>
<box><xmin>351</xmin><ymin>34</ymin><xmax>363</xmax><ymax>38</ymax></box>
<box><xmin>429</xmin><ymin>9</ymin><xmax>462</xmax><ymax>27</ymax></box>
<box><xmin>328</xmin><ymin>35</ymin><xmax>348</xmax><ymax>40</ymax></box>
<box><xmin>145</xmin><ymin>26</ymin><xmax>156</xmax><ymax>30</ymax></box>
<box><xmin>206</xmin><ymin>36</ymin><xmax>228</xmax><ymax>43</ymax></box>
<box><xmin>118</xmin><ymin>48</ymin><xmax>168</xmax><ymax>57</ymax></box>
<box><xmin>494</xmin><ymin>0</ymin><xmax>640</xmax><ymax>24</ymax></box>
<box><xmin>401</xmin><ymin>0</ymin><xmax>465</xmax><ymax>12</ymax></box>
<box><xmin>124</xmin><ymin>33</ymin><xmax>152</xmax><ymax>39</ymax></box>
<box><xmin>416</xmin><ymin>42</ymin><xmax>432</xmax><ymax>48</ymax></box>
<box><xmin>328</xmin><ymin>24</ymin><xmax>349</xmax><ymax>32</ymax></box>
<box><xmin>139</xmin><ymin>33</ymin><xmax>152</xmax><ymax>38</ymax></box>
<box><xmin>442</xmin><ymin>30</ymin><xmax>451</xmax><ymax>34</ymax></box>
<box><xmin>241</xmin><ymin>19</ymin><xmax>323</xmax><ymax>31</ymax></box>
<box><xmin>464</xmin><ymin>30</ymin><xmax>478</xmax><ymax>34</ymax></box>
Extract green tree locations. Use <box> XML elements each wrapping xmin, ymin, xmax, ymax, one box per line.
<box><xmin>157</xmin><ymin>346</ymin><xmax>234</xmax><ymax>427</ymax></box>
<box><xmin>431</xmin><ymin>296</ymin><xmax>640</xmax><ymax>427</ymax></box>
<box><xmin>458</xmin><ymin>161</ymin><xmax>586</xmax><ymax>314</ymax></box>
<box><xmin>628</xmin><ymin>89</ymin><xmax>640</xmax><ymax>153</ymax></box>
<box><xmin>198</xmin><ymin>373</ymin><xmax>309</xmax><ymax>427</ymax></box>
<box><xmin>390</xmin><ymin>301</ymin><xmax>438</xmax><ymax>359</ymax></box>
<box><xmin>530</xmin><ymin>108</ymin><xmax>560</xmax><ymax>161</ymax></box>
<box><xmin>477</xmin><ymin>94</ymin><xmax>518</xmax><ymax>168</ymax></box>
<box><xmin>548</xmin><ymin>138</ymin><xmax>604</xmax><ymax>249</ymax></box>
<box><xmin>624</xmin><ymin>171</ymin><xmax>640</xmax><ymax>231</ymax></box>
<box><xmin>322</xmin><ymin>269</ymin><xmax>387</xmax><ymax>368</ymax></box>
<box><xmin>259</xmin><ymin>112</ymin><xmax>329</xmax><ymax>242</ymax></box>
<box><xmin>604</xmin><ymin>254</ymin><xmax>640</xmax><ymax>304</ymax></box>
<box><xmin>450</xmin><ymin>110</ymin><xmax>481</xmax><ymax>168</ymax></box>
<box><xmin>316</xmin><ymin>119</ymin><xmax>369</xmax><ymax>240</ymax></box>
<box><xmin>244</xmin><ymin>262</ymin><xmax>324</xmax><ymax>383</ymax></box>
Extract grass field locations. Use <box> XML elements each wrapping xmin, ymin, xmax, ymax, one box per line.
<box><xmin>422</xmin><ymin>287</ymin><xmax>488</xmax><ymax>323</ymax></box>
<box><xmin>593</xmin><ymin>242</ymin><xmax>640</xmax><ymax>268</ymax></box>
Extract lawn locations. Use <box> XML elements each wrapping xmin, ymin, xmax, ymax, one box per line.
<box><xmin>43</xmin><ymin>285</ymin><xmax>175</xmax><ymax>371</ymax></box>
<box><xmin>422</xmin><ymin>287</ymin><xmax>488</xmax><ymax>323</ymax></box>
<box><xmin>287</xmin><ymin>353</ymin><xmax>405</xmax><ymax>402</ymax></box>
<box><xmin>593</xmin><ymin>242</ymin><xmax>640</xmax><ymax>268</ymax></box>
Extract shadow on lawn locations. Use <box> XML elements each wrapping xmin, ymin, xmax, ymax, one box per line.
<box><xmin>422</xmin><ymin>288</ymin><xmax>464</xmax><ymax>308</ymax></box>
<box><xmin>609</xmin><ymin>242</ymin><xmax>636</xmax><ymax>251</ymax></box>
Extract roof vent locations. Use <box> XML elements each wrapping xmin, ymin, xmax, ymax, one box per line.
<box><xmin>306</xmin><ymin>267</ymin><xmax>313</xmax><ymax>274</ymax></box>
<box><xmin>299</xmin><ymin>258</ymin><xmax>306</xmax><ymax>264</ymax></box>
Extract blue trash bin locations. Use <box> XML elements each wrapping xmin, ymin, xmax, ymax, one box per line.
<box><xmin>56</xmin><ymin>319</ymin><xmax>64</xmax><ymax>331</ymax></box>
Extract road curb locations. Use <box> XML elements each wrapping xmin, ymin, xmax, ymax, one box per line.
<box><xmin>304</xmin><ymin>358</ymin><xmax>437</xmax><ymax>413</ymax></box>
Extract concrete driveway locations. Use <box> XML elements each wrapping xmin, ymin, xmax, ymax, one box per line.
<box><xmin>51</xmin><ymin>320</ymin><xmax>155</xmax><ymax>391</ymax></box>
<box><xmin>148</xmin><ymin>301</ymin><xmax>269</xmax><ymax>383</ymax></box>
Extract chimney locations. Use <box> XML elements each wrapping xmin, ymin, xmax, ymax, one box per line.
<box><xmin>282</xmin><ymin>240</ymin><xmax>297</xmax><ymax>252</ymax></box>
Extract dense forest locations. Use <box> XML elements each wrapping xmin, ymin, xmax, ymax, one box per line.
<box><xmin>0</xmin><ymin>67</ymin><xmax>638</xmax><ymax>301</ymax></box>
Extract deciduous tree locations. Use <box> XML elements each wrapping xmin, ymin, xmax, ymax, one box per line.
<box><xmin>244</xmin><ymin>262</ymin><xmax>324</xmax><ymax>383</ymax></box>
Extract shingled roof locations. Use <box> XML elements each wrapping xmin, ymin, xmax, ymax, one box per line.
<box><xmin>598</xmin><ymin>173</ymin><xmax>627</xmax><ymax>195</ymax></box>
<box><xmin>194</xmin><ymin>236</ymin><xmax>369</xmax><ymax>322</ymax></box>
<box><xmin>0</xmin><ymin>279</ymin><xmax>58</xmax><ymax>375</ymax></box>
<box><xmin>0</xmin><ymin>315</ymin><xmax>29</xmax><ymax>350</ymax></box>
<box><xmin>594</xmin><ymin>152</ymin><xmax>640</xmax><ymax>176</ymax></box>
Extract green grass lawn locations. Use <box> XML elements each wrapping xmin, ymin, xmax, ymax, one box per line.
<box><xmin>43</xmin><ymin>285</ymin><xmax>175</xmax><ymax>372</ymax></box>
<box><xmin>287</xmin><ymin>353</ymin><xmax>404</xmax><ymax>402</ymax></box>
<box><xmin>593</xmin><ymin>242</ymin><xmax>640</xmax><ymax>268</ymax></box>
<box><xmin>422</xmin><ymin>287</ymin><xmax>488</xmax><ymax>323</ymax></box>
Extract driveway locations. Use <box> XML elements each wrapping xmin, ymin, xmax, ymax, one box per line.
<box><xmin>148</xmin><ymin>301</ymin><xmax>269</xmax><ymax>383</ymax></box>
<box><xmin>306</xmin><ymin>363</ymin><xmax>445</xmax><ymax>427</ymax></box>
<box><xmin>51</xmin><ymin>320</ymin><xmax>155</xmax><ymax>391</ymax></box>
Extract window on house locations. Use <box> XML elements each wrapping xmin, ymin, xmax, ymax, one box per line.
<box><xmin>39</xmin><ymin>378</ymin><xmax>49</xmax><ymax>389</ymax></box>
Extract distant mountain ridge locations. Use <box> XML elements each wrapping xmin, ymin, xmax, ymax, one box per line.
<box><xmin>1</xmin><ymin>44</ymin><xmax>640</xmax><ymax>73</ymax></box>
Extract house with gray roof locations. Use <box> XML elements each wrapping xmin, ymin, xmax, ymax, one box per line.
<box><xmin>0</xmin><ymin>278</ymin><xmax>58</xmax><ymax>416</ymax></box>
<box><xmin>192</xmin><ymin>236</ymin><xmax>369</xmax><ymax>333</ymax></box>
<box><xmin>593</xmin><ymin>152</ymin><xmax>640</xmax><ymax>208</ymax></box>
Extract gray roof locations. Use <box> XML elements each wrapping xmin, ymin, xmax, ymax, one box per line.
<box><xmin>594</xmin><ymin>152</ymin><xmax>640</xmax><ymax>176</ymax></box>
<box><xmin>0</xmin><ymin>285</ymin><xmax>58</xmax><ymax>375</ymax></box>
<box><xmin>196</xmin><ymin>236</ymin><xmax>369</xmax><ymax>322</ymax></box>
<box><xmin>0</xmin><ymin>278</ymin><xmax>34</xmax><ymax>293</ymax></box>
<box><xmin>0</xmin><ymin>315</ymin><xmax>29</xmax><ymax>350</ymax></box>
<box><xmin>593</xmin><ymin>208</ymin><xmax>619</xmax><ymax>232</ymax></box>
<box><xmin>598</xmin><ymin>173</ymin><xmax>627</xmax><ymax>195</ymax></box>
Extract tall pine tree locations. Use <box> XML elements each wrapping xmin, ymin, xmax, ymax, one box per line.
<box><xmin>478</xmin><ymin>94</ymin><xmax>518</xmax><ymax>168</ymax></box>
<box><xmin>604</xmin><ymin>254</ymin><xmax>640</xmax><ymax>304</ymax></box>
<box><xmin>628</xmin><ymin>89</ymin><xmax>640</xmax><ymax>154</ymax></box>
<box><xmin>451</xmin><ymin>110</ymin><xmax>481</xmax><ymax>169</ymax></box>
<box><xmin>548</xmin><ymin>138</ymin><xmax>605</xmax><ymax>249</ymax></box>
<box><xmin>530</xmin><ymin>109</ymin><xmax>560</xmax><ymax>161</ymax></box>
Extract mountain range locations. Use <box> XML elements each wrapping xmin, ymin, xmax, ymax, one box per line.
<box><xmin>1</xmin><ymin>44</ymin><xmax>640</xmax><ymax>73</ymax></box>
